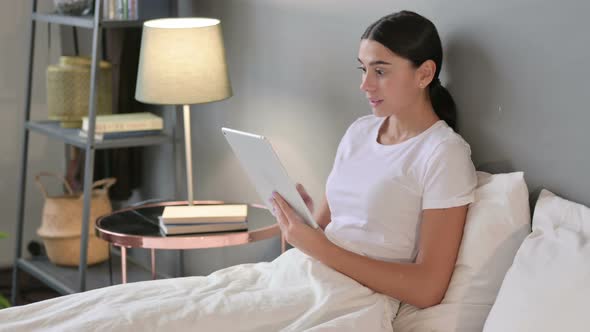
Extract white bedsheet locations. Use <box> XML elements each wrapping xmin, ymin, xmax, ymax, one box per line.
<box><xmin>0</xmin><ymin>248</ymin><xmax>398</xmax><ymax>332</ymax></box>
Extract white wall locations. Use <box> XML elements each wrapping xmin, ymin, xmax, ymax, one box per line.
<box><xmin>0</xmin><ymin>1</ymin><xmax>65</xmax><ymax>266</ymax></box>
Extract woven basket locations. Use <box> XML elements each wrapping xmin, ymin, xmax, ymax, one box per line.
<box><xmin>35</xmin><ymin>172</ymin><xmax>116</xmax><ymax>266</ymax></box>
<box><xmin>47</xmin><ymin>56</ymin><xmax>113</xmax><ymax>128</ymax></box>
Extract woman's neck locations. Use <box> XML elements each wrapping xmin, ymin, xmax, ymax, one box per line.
<box><xmin>378</xmin><ymin>99</ymin><xmax>439</xmax><ymax>145</ymax></box>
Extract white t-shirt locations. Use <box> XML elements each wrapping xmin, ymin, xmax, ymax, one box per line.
<box><xmin>325</xmin><ymin>115</ymin><xmax>477</xmax><ymax>263</ymax></box>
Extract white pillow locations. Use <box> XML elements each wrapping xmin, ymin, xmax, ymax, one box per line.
<box><xmin>483</xmin><ymin>189</ymin><xmax>590</xmax><ymax>332</ymax></box>
<box><xmin>392</xmin><ymin>172</ymin><xmax>531</xmax><ymax>332</ymax></box>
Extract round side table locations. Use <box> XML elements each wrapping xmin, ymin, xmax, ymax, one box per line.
<box><xmin>95</xmin><ymin>200</ymin><xmax>285</xmax><ymax>283</ymax></box>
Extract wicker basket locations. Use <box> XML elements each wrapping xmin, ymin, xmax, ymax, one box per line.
<box><xmin>35</xmin><ymin>172</ymin><xmax>116</xmax><ymax>266</ymax></box>
<box><xmin>46</xmin><ymin>56</ymin><xmax>113</xmax><ymax>128</ymax></box>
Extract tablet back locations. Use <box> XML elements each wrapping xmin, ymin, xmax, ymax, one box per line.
<box><xmin>221</xmin><ymin>127</ymin><xmax>318</xmax><ymax>229</ymax></box>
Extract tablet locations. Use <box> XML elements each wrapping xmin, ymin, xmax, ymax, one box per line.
<box><xmin>221</xmin><ymin>127</ymin><xmax>319</xmax><ymax>229</ymax></box>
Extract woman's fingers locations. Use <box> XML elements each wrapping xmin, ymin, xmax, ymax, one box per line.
<box><xmin>268</xmin><ymin>198</ymin><xmax>277</xmax><ymax>216</ymax></box>
<box><xmin>273</xmin><ymin>192</ymin><xmax>301</xmax><ymax>224</ymax></box>
<box><xmin>273</xmin><ymin>199</ymin><xmax>288</xmax><ymax>228</ymax></box>
<box><xmin>296</xmin><ymin>183</ymin><xmax>310</xmax><ymax>200</ymax></box>
<box><xmin>296</xmin><ymin>183</ymin><xmax>314</xmax><ymax>212</ymax></box>
<box><xmin>296</xmin><ymin>183</ymin><xmax>307</xmax><ymax>195</ymax></box>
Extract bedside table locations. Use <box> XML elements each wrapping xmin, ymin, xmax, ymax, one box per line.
<box><xmin>95</xmin><ymin>200</ymin><xmax>285</xmax><ymax>283</ymax></box>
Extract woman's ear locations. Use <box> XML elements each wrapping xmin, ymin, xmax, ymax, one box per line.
<box><xmin>416</xmin><ymin>60</ymin><xmax>437</xmax><ymax>87</ymax></box>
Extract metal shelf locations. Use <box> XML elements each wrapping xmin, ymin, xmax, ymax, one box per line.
<box><xmin>26</xmin><ymin>121</ymin><xmax>173</xmax><ymax>150</ymax></box>
<box><xmin>17</xmin><ymin>253</ymin><xmax>170</xmax><ymax>295</ymax></box>
<box><xmin>32</xmin><ymin>12</ymin><xmax>144</xmax><ymax>29</ymax></box>
<box><xmin>100</xmin><ymin>19</ymin><xmax>145</xmax><ymax>29</ymax></box>
<box><xmin>12</xmin><ymin>0</ymin><xmax>178</xmax><ymax>305</ymax></box>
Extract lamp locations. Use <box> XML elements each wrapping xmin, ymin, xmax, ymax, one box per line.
<box><xmin>136</xmin><ymin>17</ymin><xmax>232</xmax><ymax>214</ymax></box>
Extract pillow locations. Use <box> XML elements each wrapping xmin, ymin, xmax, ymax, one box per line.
<box><xmin>483</xmin><ymin>189</ymin><xmax>590</xmax><ymax>332</ymax></box>
<box><xmin>392</xmin><ymin>171</ymin><xmax>531</xmax><ymax>332</ymax></box>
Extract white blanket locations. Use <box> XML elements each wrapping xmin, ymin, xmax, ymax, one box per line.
<box><xmin>0</xmin><ymin>249</ymin><xmax>398</xmax><ymax>331</ymax></box>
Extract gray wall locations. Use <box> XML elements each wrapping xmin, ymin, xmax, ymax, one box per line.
<box><xmin>140</xmin><ymin>0</ymin><xmax>589</xmax><ymax>276</ymax></box>
<box><xmin>0</xmin><ymin>1</ymin><xmax>65</xmax><ymax>267</ymax></box>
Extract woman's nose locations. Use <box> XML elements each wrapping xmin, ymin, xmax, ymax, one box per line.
<box><xmin>360</xmin><ymin>74</ymin><xmax>375</xmax><ymax>92</ymax></box>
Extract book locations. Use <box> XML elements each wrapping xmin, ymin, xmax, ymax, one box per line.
<box><xmin>161</xmin><ymin>204</ymin><xmax>248</xmax><ymax>225</ymax></box>
<box><xmin>158</xmin><ymin>219</ymin><xmax>248</xmax><ymax>235</ymax></box>
<box><xmin>82</xmin><ymin>112</ymin><xmax>164</xmax><ymax>133</ymax></box>
<box><xmin>79</xmin><ymin>129</ymin><xmax>163</xmax><ymax>141</ymax></box>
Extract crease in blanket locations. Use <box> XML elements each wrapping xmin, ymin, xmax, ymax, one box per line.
<box><xmin>0</xmin><ymin>249</ymin><xmax>400</xmax><ymax>332</ymax></box>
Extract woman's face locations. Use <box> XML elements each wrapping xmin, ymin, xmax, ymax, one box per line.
<box><xmin>357</xmin><ymin>39</ymin><xmax>423</xmax><ymax>118</ymax></box>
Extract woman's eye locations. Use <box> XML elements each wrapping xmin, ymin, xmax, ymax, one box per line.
<box><xmin>375</xmin><ymin>69</ymin><xmax>385</xmax><ymax>76</ymax></box>
<box><xmin>356</xmin><ymin>66</ymin><xmax>366</xmax><ymax>73</ymax></box>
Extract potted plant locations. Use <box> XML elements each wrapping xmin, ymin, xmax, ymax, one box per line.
<box><xmin>0</xmin><ymin>232</ymin><xmax>10</xmax><ymax>309</ymax></box>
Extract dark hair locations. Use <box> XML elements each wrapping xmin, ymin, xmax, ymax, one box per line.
<box><xmin>361</xmin><ymin>11</ymin><xmax>457</xmax><ymax>130</ymax></box>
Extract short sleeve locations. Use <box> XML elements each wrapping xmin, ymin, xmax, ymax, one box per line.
<box><xmin>331</xmin><ymin>135</ymin><xmax>347</xmax><ymax>171</ymax></box>
<box><xmin>330</xmin><ymin>121</ymin><xmax>357</xmax><ymax>171</ymax></box>
<box><xmin>422</xmin><ymin>139</ymin><xmax>477</xmax><ymax>210</ymax></box>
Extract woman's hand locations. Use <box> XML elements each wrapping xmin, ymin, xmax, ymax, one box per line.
<box><xmin>271</xmin><ymin>191</ymin><xmax>328</xmax><ymax>257</ymax></box>
<box><xmin>296</xmin><ymin>183</ymin><xmax>314</xmax><ymax>214</ymax></box>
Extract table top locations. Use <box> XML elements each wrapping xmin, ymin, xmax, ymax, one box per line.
<box><xmin>95</xmin><ymin>200</ymin><xmax>281</xmax><ymax>250</ymax></box>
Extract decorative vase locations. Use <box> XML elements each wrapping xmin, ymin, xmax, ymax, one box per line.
<box><xmin>47</xmin><ymin>56</ymin><xmax>113</xmax><ymax>128</ymax></box>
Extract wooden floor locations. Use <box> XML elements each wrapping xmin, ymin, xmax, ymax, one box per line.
<box><xmin>0</xmin><ymin>266</ymin><xmax>61</xmax><ymax>306</ymax></box>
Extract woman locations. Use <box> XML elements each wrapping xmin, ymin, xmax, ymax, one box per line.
<box><xmin>272</xmin><ymin>10</ymin><xmax>476</xmax><ymax>309</ymax></box>
<box><xmin>0</xmin><ymin>10</ymin><xmax>476</xmax><ymax>331</ymax></box>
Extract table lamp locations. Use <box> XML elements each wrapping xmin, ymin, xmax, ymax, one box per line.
<box><xmin>135</xmin><ymin>18</ymin><xmax>232</xmax><ymax>217</ymax></box>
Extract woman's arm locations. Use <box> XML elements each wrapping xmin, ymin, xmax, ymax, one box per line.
<box><xmin>317</xmin><ymin>206</ymin><xmax>467</xmax><ymax>308</ymax></box>
<box><xmin>272</xmin><ymin>192</ymin><xmax>467</xmax><ymax>309</ymax></box>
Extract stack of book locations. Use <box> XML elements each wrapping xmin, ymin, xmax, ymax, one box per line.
<box><xmin>79</xmin><ymin>112</ymin><xmax>164</xmax><ymax>141</ymax></box>
<box><xmin>158</xmin><ymin>204</ymin><xmax>248</xmax><ymax>235</ymax></box>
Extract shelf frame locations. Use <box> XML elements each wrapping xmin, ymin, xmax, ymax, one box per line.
<box><xmin>11</xmin><ymin>0</ymin><xmax>176</xmax><ymax>305</ymax></box>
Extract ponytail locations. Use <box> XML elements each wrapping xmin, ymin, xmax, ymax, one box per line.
<box><xmin>428</xmin><ymin>78</ymin><xmax>457</xmax><ymax>131</ymax></box>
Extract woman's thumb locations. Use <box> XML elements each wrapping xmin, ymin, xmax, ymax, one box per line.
<box><xmin>296</xmin><ymin>183</ymin><xmax>307</xmax><ymax>195</ymax></box>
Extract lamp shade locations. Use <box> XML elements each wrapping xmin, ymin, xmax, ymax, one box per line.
<box><xmin>135</xmin><ymin>18</ymin><xmax>232</xmax><ymax>105</ymax></box>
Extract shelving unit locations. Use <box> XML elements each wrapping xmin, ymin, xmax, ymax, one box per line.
<box><xmin>12</xmin><ymin>0</ymin><xmax>175</xmax><ymax>303</ymax></box>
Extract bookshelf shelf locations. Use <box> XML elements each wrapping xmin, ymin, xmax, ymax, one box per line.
<box><xmin>32</xmin><ymin>12</ymin><xmax>145</xmax><ymax>29</ymax></box>
<box><xmin>26</xmin><ymin>121</ymin><xmax>172</xmax><ymax>149</ymax></box>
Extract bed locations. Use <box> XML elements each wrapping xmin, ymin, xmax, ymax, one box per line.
<box><xmin>1</xmin><ymin>170</ymin><xmax>588</xmax><ymax>331</ymax></box>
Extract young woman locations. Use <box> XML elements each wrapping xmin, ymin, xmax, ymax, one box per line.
<box><xmin>272</xmin><ymin>10</ymin><xmax>476</xmax><ymax>309</ymax></box>
<box><xmin>0</xmin><ymin>10</ymin><xmax>477</xmax><ymax>331</ymax></box>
